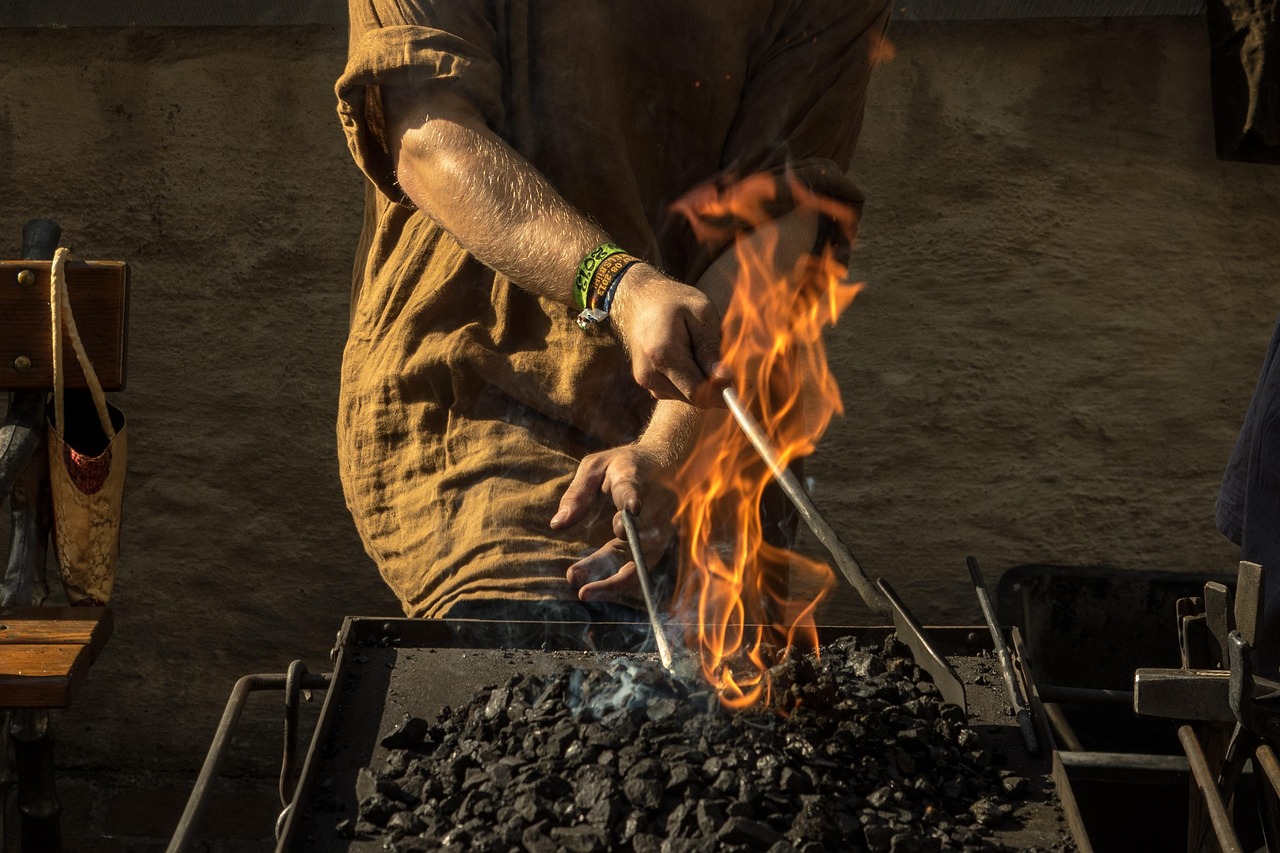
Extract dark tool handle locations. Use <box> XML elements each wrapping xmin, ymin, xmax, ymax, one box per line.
<box><xmin>967</xmin><ymin>556</ymin><xmax>1040</xmax><ymax>757</ymax></box>
<box><xmin>21</xmin><ymin>219</ymin><xmax>60</xmax><ymax>262</ymax></box>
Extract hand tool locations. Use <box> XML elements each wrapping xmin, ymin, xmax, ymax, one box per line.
<box><xmin>968</xmin><ymin>556</ymin><xmax>1040</xmax><ymax>756</ymax></box>
<box><xmin>721</xmin><ymin>387</ymin><xmax>966</xmax><ymax>711</ymax></box>
<box><xmin>620</xmin><ymin>507</ymin><xmax>674</xmax><ymax>669</ymax></box>
<box><xmin>721</xmin><ymin>386</ymin><xmax>889</xmax><ymax>616</ymax></box>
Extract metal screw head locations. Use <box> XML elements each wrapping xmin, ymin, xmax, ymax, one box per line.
<box><xmin>13</xmin><ymin>355</ymin><xmax>31</xmax><ymax>371</ymax></box>
<box><xmin>16</xmin><ymin>269</ymin><xmax>34</xmax><ymax>287</ymax></box>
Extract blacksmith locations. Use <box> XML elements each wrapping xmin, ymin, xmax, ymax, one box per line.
<box><xmin>334</xmin><ymin>1</ymin><xmax>892</xmax><ymax>624</ymax></box>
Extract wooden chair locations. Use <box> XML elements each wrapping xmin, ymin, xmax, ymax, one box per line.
<box><xmin>0</xmin><ymin>219</ymin><xmax>127</xmax><ymax>852</ymax></box>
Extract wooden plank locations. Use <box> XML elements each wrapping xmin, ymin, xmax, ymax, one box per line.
<box><xmin>0</xmin><ymin>606</ymin><xmax>113</xmax><ymax>658</ymax></box>
<box><xmin>0</xmin><ymin>643</ymin><xmax>90</xmax><ymax>708</ymax></box>
<box><xmin>0</xmin><ymin>259</ymin><xmax>129</xmax><ymax>391</ymax></box>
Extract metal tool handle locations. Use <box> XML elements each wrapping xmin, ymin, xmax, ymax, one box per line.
<box><xmin>721</xmin><ymin>386</ymin><xmax>889</xmax><ymax>615</ymax></box>
<box><xmin>967</xmin><ymin>556</ymin><xmax>1040</xmax><ymax>756</ymax></box>
<box><xmin>620</xmin><ymin>508</ymin><xmax>674</xmax><ymax>669</ymax></box>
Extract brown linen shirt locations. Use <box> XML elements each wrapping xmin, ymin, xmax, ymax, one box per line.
<box><xmin>335</xmin><ymin>0</ymin><xmax>891</xmax><ymax>618</ymax></box>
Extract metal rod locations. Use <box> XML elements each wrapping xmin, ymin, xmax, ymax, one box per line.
<box><xmin>1037</xmin><ymin>683</ymin><xmax>1133</xmax><ymax>706</ymax></box>
<box><xmin>1178</xmin><ymin>724</ymin><xmax>1244</xmax><ymax>853</ymax></box>
<box><xmin>1258</xmin><ymin>743</ymin><xmax>1280</xmax><ymax>798</ymax></box>
<box><xmin>1042</xmin><ymin>702</ymin><xmax>1085</xmax><ymax>752</ymax></box>
<box><xmin>967</xmin><ymin>556</ymin><xmax>1040</xmax><ymax>756</ymax></box>
<box><xmin>620</xmin><ymin>508</ymin><xmax>673</xmax><ymax>670</ymax></box>
<box><xmin>721</xmin><ymin>386</ymin><xmax>889</xmax><ymax>615</ymax></box>
<box><xmin>167</xmin><ymin>670</ymin><xmax>330</xmax><ymax>853</ymax></box>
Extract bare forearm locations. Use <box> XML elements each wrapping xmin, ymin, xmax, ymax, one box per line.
<box><xmin>386</xmin><ymin>87</ymin><xmax>602</xmax><ymax>305</ymax></box>
<box><xmin>636</xmin><ymin>400</ymin><xmax>704</xmax><ymax>469</ymax></box>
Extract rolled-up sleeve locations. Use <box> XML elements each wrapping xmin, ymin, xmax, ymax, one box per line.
<box><xmin>336</xmin><ymin>1</ymin><xmax>503</xmax><ymax>205</ymax></box>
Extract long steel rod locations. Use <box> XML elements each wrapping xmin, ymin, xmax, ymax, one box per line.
<box><xmin>621</xmin><ymin>508</ymin><xmax>674</xmax><ymax>669</ymax></box>
<box><xmin>721</xmin><ymin>387</ymin><xmax>889</xmax><ymax>615</ymax></box>
<box><xmin>967</xmin><ymin>556</ymin><xmax>1040</xmax><ymax>756</ymax></box>
<box><xmin>1178</xmin><ymin>724</ymin><xmax>1244</xmax><ymax>853</ymax></box>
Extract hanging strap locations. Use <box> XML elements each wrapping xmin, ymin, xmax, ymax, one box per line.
<box><xmin>50</xmin><ymin>247</ymin><xmax>116</xmax><ymax>441</ymax></box>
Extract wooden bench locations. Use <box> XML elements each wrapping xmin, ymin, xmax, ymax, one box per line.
<box><xmin>0</xmin><ymin>607</ymin><xmax>114</xmax><ymax>709</ymax></box>
<box><xmin>1</xmin><ymin>219</ymin><xmax>128</xmax><ymax>852</ymax></box>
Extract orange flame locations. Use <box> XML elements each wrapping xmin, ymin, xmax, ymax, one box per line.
<box><xmin>671</xmin><ymin>174</ymin><xmax>861</xmax><ymax>709</ymax></box>
<box><xmin>871</xmin><ymin>32</ymin><xmax>896</xmax><ymax>66</ymax></box>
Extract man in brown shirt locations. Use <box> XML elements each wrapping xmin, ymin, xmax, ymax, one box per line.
<box><xmin>335</xmin><ymin>1</ymin><xmax>891</xmax><ymax>626</ymax></box>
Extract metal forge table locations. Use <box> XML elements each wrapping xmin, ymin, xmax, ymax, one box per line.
<box><xmin>261</xmin><ymin>617</ymin><xmax>1069</xmax><ymax>852</ymax></box>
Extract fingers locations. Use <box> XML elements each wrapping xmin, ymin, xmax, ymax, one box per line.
<box><xmin>633</xmin><ymin>350</ymin><xmax>691</xmax><ymax>404</ymax></box>
<box><xmin>619</xmin><ymin>275</ymin><xmax>728</xmax><ymax>408</ymax></box>
<box><xmin>691</xmin><ymin>316</ymin><xmax>723</xmax><ymax>383</ymax></box>
<box><xmin>565</xmin><ymin>540</ymin><xmax>645</xmax><ymax>610</ymax></box>
<box><xmin>566</xmin><ymin>539</ymin><xmax>628</xmax><ymax>590</ymax></box>
<box><xmin>550</xmin><ymin>455</ymin><xmax>606</xmax><ymax>529</ymax></box>
<box><xmin>577</xmin><ymin>560</ymin><xmax>644</xmax><ymax>608</ymax></box>
<box><xmin>606</xmin><ymin>469</ymin><xmax>643</xmax><ymax>516</ymax></box>
<box><xmin>690</xmin><ymin>362</ymin><xmax>732</xmax><ymax>409</ymax></box>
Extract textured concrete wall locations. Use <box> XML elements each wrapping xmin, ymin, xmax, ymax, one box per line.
<box><xmin>814</xmin><ymin>17</ymin><xmax>1278</xmax><ymax>626</ymax></box>
<box><xmin>0</xmin><ymin>15</ymin><xmax>1277</xmax><ymax>847</ymax></box>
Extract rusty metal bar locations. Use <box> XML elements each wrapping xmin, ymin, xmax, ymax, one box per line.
<box><xmin>1178</xmin><ymin>724</ymin><xmax>1244</xmax><ymax>853</ymax></box>
<box><xmin>721</xmin><ymin>386</ymin><xmax>888</xmax><ymax>615</ymax></box>
<box><xmin>620</xmin><ymin>508</ymin><xmax>673</xmax><ymax>670</ymax></box>
<box><xmin>167</xmin><ymin>668</ymin><xmax>330</xmax><ymax>853</ymax></box>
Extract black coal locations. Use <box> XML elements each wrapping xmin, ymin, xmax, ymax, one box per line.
<box><xmin>343</xmin><ymin>636</ymin><xmax>1030</xmax><ymax>852</ymax></box>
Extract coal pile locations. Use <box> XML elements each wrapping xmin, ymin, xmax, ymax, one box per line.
<box><xmin>345</xmin><ymin>636</ymin><xmax>1032</xmax><ymax>852</ymax></box>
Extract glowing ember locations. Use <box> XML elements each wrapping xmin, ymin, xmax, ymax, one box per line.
<box><xmin>671</xmin><ymin>175</ymin><xmax>861</xmax><ymax>708</ymax></box>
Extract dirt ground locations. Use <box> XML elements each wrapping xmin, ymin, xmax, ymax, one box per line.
<box><xmin>0</xmin><ymin>15</ymin><xmax>1275</xmax><ymax>849</ymax></box>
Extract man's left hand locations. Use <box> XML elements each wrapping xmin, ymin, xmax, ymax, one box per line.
<box><xmin>550</xmin><ymin>443</ymin><xmax>677</xmax><ymax>606</ymax></box>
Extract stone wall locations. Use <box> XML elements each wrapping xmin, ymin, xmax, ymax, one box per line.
<box><xmin>1</xmin><ymin>15</ymin><xmax>1277</xmax><ymax>848</ymax></box>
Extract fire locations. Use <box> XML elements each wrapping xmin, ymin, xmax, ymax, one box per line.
<box><xmin>671</xmin><ymin>174</ymin><xmax>861</xmax><ymax>709</ymax></box>
<box><xmin>871</xmin><ymin>32</ymin><xmax>896</xmax><ymax>66</ymax></box>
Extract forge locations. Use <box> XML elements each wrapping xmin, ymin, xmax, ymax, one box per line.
<box><xmin>272</xmin><ymin>618</ymin><xmax>1071</xmax><ymax>852</ymax></box>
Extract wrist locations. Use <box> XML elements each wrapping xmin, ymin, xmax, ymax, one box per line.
<box><xmin>636</xmin><ymin>400</ymin><xmax>702</xmax><ymax>470</ymax></box>
<box><xmin>573</xmin><ymin>243</ymin><xmax>642</xmax><ymax>330</ymax></box>
<box><xmin>606</xmin><ymin>262</ymin><xmax>653</xmax><ymax>339</ymax></box>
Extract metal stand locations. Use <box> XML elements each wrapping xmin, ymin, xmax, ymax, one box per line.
<box><xmin>1134</xmin><ymin>561</ymin><xmax>1280</xmax><ymax>851</ymax></box>
<box><xmin>167</xmin><ymin>664</ymin><xmax>331</xmax><ymax>853</ymax></box>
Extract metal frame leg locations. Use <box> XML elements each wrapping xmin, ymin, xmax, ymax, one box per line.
<box><xmin>9</xmin><ymin>712</ymin><xmax>58</xmax><ymax>853</ymax></box>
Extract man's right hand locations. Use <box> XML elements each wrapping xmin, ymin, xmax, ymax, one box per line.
<box><xmin>609</xmin><ymin>264</ymin><xmax>730</xmax><ymax>407</ymax></box>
